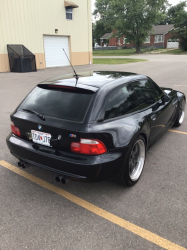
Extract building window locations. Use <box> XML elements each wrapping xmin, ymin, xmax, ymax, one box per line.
<box><xmin>66</xmin><ymin>7</ymin><xmax>73</xmax><ymax>20</ymax></box>
<box><xmin>168</xmin><ymin>38</ymin><xmax>179</xmax><ymax>42</ymax></box>
<box><xmin>145</xmin><ymin>36</ymin><xmax>150</xmax><ymax>43</ymax></box>
<box><xmin>155</xmin><ymin>35</ymin><xmax>164</xmax><ymax>43</ymax></box>
<box><xmin>123</xmin><ymin>37</ymin><xmax>129</xmax><ymax>44</ymax></box>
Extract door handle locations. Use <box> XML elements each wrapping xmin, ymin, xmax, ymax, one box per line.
<box><xmin>151</xmin><ymin>114</ymin><xmax>157</xmax><ymax>121</ymax></box>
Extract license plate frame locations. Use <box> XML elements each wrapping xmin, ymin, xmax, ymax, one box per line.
<box><xmin>31</xmin><ymin>130</ymin><xmax>52</xmax><ymax>147</ymax></box>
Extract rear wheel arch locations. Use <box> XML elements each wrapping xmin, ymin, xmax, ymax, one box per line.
<box><xmin>138</xmin><ymin>133</ymin><xmax>148</xmax><ymax>149</ymax></box>
<box><xmin>124</xmin><ymin>132</ymin><xmax>148</xmax><ymax>150</ymax></box>
<box><xmin>181</xmin><ymin>96</ymin><xmax>186</xmax><ymax>104</ymax></box>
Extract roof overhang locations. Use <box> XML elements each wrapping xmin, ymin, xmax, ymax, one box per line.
<box><xmin>163</xmin><ymin>28</ymin><xmax>174</xmax><ymax>36</ymax></box>
<box><xmin>64</xmin><ymin>1</ymin><xmax>79</xmax><ymax>8</ymax></box>
<box><xmin>100</xmin><ymin>32</ymin><xmax>113</xmax><ymax>40</ymax></box>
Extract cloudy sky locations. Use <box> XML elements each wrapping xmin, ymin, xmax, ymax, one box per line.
<box><xmin>92</xmin><ymin>0</ymin><xmax>184</xmax><ymax>12</ymax></box>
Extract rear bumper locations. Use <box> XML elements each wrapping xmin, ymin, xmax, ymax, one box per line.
<box><xmin>6</xmin><ymin>134</ymin><xmax>125</xmax><ymax>181</ymax></box>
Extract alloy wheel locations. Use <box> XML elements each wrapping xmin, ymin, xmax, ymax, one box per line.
<box><xmin>129</xmin><ymin>139</ymin><xmax>145</xmax><ymax>181</ymax></box>
<box><xmin>179</xmin><ymin>99</ymin><xmax>186</xmax><ymax>124</ymax></box>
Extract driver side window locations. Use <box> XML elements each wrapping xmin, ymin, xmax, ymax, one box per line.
<box><xmin>131</xmin><ymin>80</ymin><xmax>158</xmax><ymax>108</ymax></box>
<box><xmin>149</xmin><ymin>79</ymin><xmax>164</xmax><ymax>99</ymax></box>
<box><xmin>104</xmin><ymin>83</ymin><xmax>139</xmax><ymax>120</ymax></box>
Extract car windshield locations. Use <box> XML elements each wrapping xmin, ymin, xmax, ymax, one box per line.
<box><xmin>18</xmin><ymin>86</ymin><xmax>94</xmax><ymax>122</ymax></box>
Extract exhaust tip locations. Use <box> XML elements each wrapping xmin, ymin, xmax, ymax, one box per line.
<box><xmin>21</xmin><ymin>163</ymin><xmax>26</xmax><ymax>169</ymax></box>
<box><xmin>55</xmin><ymin>175</ymin><xmax>69</xmax><ymax>184</ymax></box>
<box><xmin>56</xmin><ymin>176</ymin><xmax>62</xmax><ymax>183</ymax></box>
<box><xmin>61</xmin><ymin>178</ymin><xmax>66</xmax><ymax>185</ymax></box>
<box><xmin>18</xmin><ymin>162</ymin><xmax>22</xmax><ymax>167</ymax></box>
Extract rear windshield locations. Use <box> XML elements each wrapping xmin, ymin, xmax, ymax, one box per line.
<box><xmin>18</xmin><ymin>86</ymin><xmax>95</xmax><ymax>122</ymax></box>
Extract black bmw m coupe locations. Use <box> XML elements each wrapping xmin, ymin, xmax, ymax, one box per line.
<box><xmin>6</xmin><ymin>71</ymin><xmax>186</xmax><ymax>186</ymax></box>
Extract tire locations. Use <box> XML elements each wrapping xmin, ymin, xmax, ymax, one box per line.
<box><xmin>118</xmin><ymin>135</ymin><xmax>146</xmax><ymax>187</ymax></box>
<box><xmin>173</xmin><ymin>98</ymin><xmax>186</xmax><ymax>127</ymax></box>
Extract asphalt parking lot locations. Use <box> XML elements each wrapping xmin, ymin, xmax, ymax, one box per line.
<box><xmin>0</xmin><ymin>54</ymin><xmax>187</xmax><ymax>250</ymax></box>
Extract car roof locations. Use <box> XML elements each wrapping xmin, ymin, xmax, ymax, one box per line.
<box><xmin>41</xmin><ymin>71</ymin><xmax>146</xmax><ymax>91</ymax></box>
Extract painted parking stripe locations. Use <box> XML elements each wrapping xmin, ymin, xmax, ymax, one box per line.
<box><xmin>173</xmin><ymin>85</ymin><xmax>187</xmax><ymax>87</ymax></box>
<box><xmin>0</xmin><ymin>160</ymin><xmax>186</xmax><ymax>250</ymax></box>
<box><xmin>169</xmin><ymin>129</ymin><xmax>187</xmax><ymax>135</ymax></box>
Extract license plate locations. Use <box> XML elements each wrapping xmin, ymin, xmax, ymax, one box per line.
<box><xmin>31</xmin><ymin>130</ymin><xmax>51</xmax><ymax>147</ymax></box>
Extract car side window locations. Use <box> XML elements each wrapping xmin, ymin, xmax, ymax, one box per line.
<box><xmin>104</xmin><ymin>83</ymin><xmax>139</xmax><ymax>120</ymax></box>
<box><xmin>149</xmin><ymin>79</ymin><xmax>164</xmax><ymax>99</ymax></box>
<box><xmin>131</xmin><ymin>80</ymin><xmax>158</xmax><ymax>108</ymax></box>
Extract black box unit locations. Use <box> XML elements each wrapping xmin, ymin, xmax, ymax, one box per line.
<box><xmin>7</xmin><ymin>45</ymin><xmax>37</xmax><ymax>73</ymax></box>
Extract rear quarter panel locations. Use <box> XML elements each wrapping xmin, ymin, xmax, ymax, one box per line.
<box><xmin>80</xmin><ymin>111</ymin><xmax>150</xmax><ymax>149</ymax></box>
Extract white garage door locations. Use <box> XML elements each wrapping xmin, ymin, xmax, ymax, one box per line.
<box><xmin>44</xmin><ymin>36</ymin><xmax>70</xmax><ymax>67</ymax></box>
<box><xmin>167</xmin><ymin>38</ymin><xmax>179</xmax><ymax>49</ymax></box>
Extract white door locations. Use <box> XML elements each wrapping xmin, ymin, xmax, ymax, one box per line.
<box><xmin>167</xmin><ymin>38</ymin><xmax>179</xmax><ymax>49</ymax></box>
<box><xmin>44</xmin><ymin>36</ymin><xmax>70</xmax><ymax>67</ymax></box>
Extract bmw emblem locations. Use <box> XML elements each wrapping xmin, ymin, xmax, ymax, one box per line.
<box><xmin>38</xmin><ymin>124</ymin><xmax>42</xmax><ymax>130</ymax></box>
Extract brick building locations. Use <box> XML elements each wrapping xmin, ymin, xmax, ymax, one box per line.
<box><xmin>100</xmin><ymin>25</ymin><xmax>179</xmax><ymax>49</ymax></box>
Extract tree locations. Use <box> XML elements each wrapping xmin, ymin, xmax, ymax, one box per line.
<box><xmin>94</xmin><ymin>0</ymin><xmax>169</xmax><ymax>53</ymax></box>
<box><xmin>92</xmin><ymin>20</ymin><xmax>111</xmax><ymax>45</ymax></box>
<box><xmin>158</xmin><ymin>1</ymin><xmax>187</xmax><ymax>25</ymax></box>
<box><xmin>156</xmin><ymin>4</ymin><xmax>172</xmax><ymax>25</ymax></box>
<box><xmin>92</xmin><ymin>23</ymin><xmax>96</xmax><ymax>47</ymax></box>
<box><xmin>169</xmin><ymin>1</ymin><xmax>187</xmax><ymax>51</ymax></box>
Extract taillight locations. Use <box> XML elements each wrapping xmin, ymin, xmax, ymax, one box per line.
<box><xmin>71</xmin><ymin>139</ymin><xmax>107</xmax><ymax>155</ymax></box>
<box><xmin>11</xmin><ymin>122</ymin><xmax>21</xmax><ymax>137</ymax></box>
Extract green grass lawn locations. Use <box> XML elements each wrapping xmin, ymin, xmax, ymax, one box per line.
<box><xmin>161</xmin><ymin>49</ymin><xmax>187</xmax><ymax>55</ymax></box>
<box><xmin>93</xmin><ymin>49</ymin><xmax>137</xmax><ymax>56</ymax></box>
<box><xmin>93</xmin><ymin>48</ymin><xmax>187</xmax><ymax>56</ymax></box>
<box><xmin>93</xmin><ymin>58</ymin><xmax>148</xmax><ymax>65</ymax></box>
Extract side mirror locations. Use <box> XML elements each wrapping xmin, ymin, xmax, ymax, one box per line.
<box><xmin>145</xmin><ymin>98</ymin><xmax>155</xmax><ymax>105</ymax></box>
<box><xmin>162</xmin><ymin>95</ymin><xmax>170</xmax><ymax>103</ymax></box>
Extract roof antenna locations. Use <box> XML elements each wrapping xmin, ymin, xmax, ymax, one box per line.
<box><xmin>63</xmin><ymin>48</ymin><xmax>79</xmax><ymax>86</ymax></box>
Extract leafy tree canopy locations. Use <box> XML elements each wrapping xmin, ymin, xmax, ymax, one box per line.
<box><xmin>158</xmin><ymin>1</ymin><xmax>187</xmax><ymax>25</ymax></box>
<box><xmin>170</xmin><ymin>1</ymin><xmax>187</xmax><ymax>50</ymax></box>
<box><xmin>92</xmin><ymin>20</ymin><xmax>111</xmax><ymax>45</ymax></box>
<box><xmin>94</xmin><ymin>0</ymin><xmax>169</xmax><ymax>53</ymax></box>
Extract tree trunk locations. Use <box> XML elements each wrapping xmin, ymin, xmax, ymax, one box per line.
<box><xmin>135</xmin><ymin>43</ymin><xmax>141</xmax><ymax>53</ymax></box>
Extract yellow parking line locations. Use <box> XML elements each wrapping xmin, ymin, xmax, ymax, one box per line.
<box><xmin>0</xmin><ymin>160</ymin><xmax>186</xmax><ymax>250</ymax></box>
<box><xmin>173</xmin><ymin>85</ymin><xmax>187</xmax><ymax>87</ymax></box>
<box><xmin>169</xmin><ymin>129</ymin><xmax>187</xmax><ymax>135</ymax></box>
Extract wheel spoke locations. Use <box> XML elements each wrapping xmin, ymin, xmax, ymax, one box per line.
<box><xmin>128</xmin><ymin>139</ymin><xmax>145</xmax><ymax>181</ymax></box>
<box><xmin>182</xmin><ymin>101</ymin><xmax>186</xmax><ymax>111</ymax></box>
<box><xmin>179</xmin><ymin>99</ymin><xmax>186</xmax><ymax>124</ymax></box>
<box><xmin>134</xmin><ymin>144</ymin><xmax>139</xmax><ymax>157</ymax></box>
<box><xmin>134</xmin><ymin>144</ymin><xmax>138</xmax><ymax>154</ymax></box>
<box><xmin>129</xmin><ymin>159</ymin><xmax>134</xmax><ymax>174</ymax></box>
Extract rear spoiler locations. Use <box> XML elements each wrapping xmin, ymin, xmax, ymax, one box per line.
<box><xmin>38</xmin><ymin>83</ymin><xmax>98</xmax><ymax>93</ymax></box>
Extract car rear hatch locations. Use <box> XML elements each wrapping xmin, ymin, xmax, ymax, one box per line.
<box><xmin>11</xmin><ymin>83</ymin><xmax>98</xmax><ymax>152</ymax></box>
